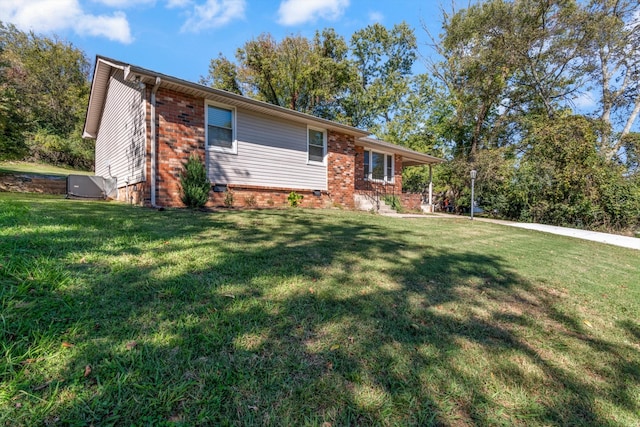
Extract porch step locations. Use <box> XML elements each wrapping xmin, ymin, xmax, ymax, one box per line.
<box><xmin>354</xmin><ymin>193</ymin><xmax>396</xmax><ymax>215</ymax></box>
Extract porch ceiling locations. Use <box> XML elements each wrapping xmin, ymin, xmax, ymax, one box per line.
<box><xmin>357</xmin><ymin>137</ymin><xmax>444</xmax><ymax>166</ymax></box>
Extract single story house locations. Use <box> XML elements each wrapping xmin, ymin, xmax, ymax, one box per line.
<box><xmin>83</xmin><ymin>56</ymin><xmax>443</xmax><ymax>210</ymax></box>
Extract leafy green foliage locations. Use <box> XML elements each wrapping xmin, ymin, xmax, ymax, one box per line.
<box><xmin>287</xmin><ymin>191</ymin><xmax>303</xmax><ymax>207</ymax></box>
<box><xmin>202</xmin><ymin>29</ymin><xmax>352</xmax><ymax>116</ymax></box>
<box><xmin>0</xmin><ymin>23</ymin><xmax>90</xmax><ymax>167</ymax></box>
<box><xmin>0</xmin><ymin>55</ymin><xmax>28</xmax><ymax>160</ymax></box>
<box><xmin>427</xmin><ymin>0</ymin><xmax>640</xmax><ymax>232</ymax></box>
<box><xmin>25</xmin><ymin>127</ymin><xmax>94</xmax><ymax>170</ymax></box>
<box><xmin>583</xmin><ymin>0</ymin><xmax>640</xmax><ymax>160</ymax></box>
<box><xmin>382</xmin><ymin>194</ymin><xmax>402</xmax><ymax>211</ymax></box>
<box><xmin>179</xmin><ymin>154</ymin><xmax>210</xmax><ymax>208</ymax></box>
<box><xmin>224</xmin><ymin>189</ymin><xmax>234</xmax><ymax>208</ymax></box>
<box><xmin>515</xmin><ymin>114</ymin><xmax>640</xmax><ymax>231</ymax></box>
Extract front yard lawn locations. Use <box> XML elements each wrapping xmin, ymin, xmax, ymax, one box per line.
<box><xmin>1</xmin><ymin>193</ymin><xmax>638</xmax><ymax>426</ymax></box>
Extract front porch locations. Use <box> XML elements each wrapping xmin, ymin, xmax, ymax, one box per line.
<box><xmin>352</xmin><ymin>137</ymin><xmax>440</xmax><ymax>213</ymax></box>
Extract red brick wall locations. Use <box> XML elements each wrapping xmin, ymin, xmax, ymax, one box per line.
<box><xmin>393</xmin><ymin>154</ymin><xmax>403</xmax><ymax>195</ymax></box>
<box><xmin>116</xmin><ymin>183</ymin><xmax>145</xmax><ymax>204</ymax></box>
<box><xmin>354</xmin><ymin>145</ymin><xmax>366</xmax><ymax>189</ymax></box>
<box><xmin>401</xmin><ymin>193</ymin><xmax>422</xmax><ymax>211</ymax></box>
<box><xmin>326</xmin><ymin>130</ymin><xmax>355</xmax><ymax>208</ymax></box>
<box><xmin>154</xmin><ymin>88</ymin><xmax>206</xmax><ymax>207</ymax></box>
<box><xmin>208</xmin><ymin>185</ymin><xmax>330</xmax><ymax>208</ymax></box>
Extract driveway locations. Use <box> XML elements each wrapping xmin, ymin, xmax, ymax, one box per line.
<box><xmin>386</xmin><ymin>212</ymin><xmax>640</xmax><ymax>250</ymax></box>
<box><xmin>473</xmin><ymin>217</ymin><xmax>640</xmax><ymax>250</ymax></box>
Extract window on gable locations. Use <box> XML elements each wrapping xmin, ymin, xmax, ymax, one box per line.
<box><xmin>363</xmin><ymin>149</ymin><xmax>394</xmax><ymax>182</ymax></box>
<box><xmin>207</xmin><ymin>104</ymin><xmax>235</xmax><ymax>152</ymax></box>
<box><xmin>308</xmin><ymin>128</ymin><xmax>326</xmax><ymax>163</ymax></box>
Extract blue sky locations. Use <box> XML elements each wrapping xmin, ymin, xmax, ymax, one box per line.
<box><xmin>0</xmin><ymin>0</ymin><xmax>446</xmax><ymax>83</ymax></box>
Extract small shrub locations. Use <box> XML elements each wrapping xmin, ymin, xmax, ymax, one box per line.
<box><xmin>180</xmin><ymin>154</ymin><xmax>210</xmax><ymax>208</ymax></box>
<box><xmin>224</xmin><ymin>190</ymin><xmax>235</xmax><ymax>208</ymax></box>
<box><xmin>287</xmin><ymin>191</ymin><xmax>304</xmax><ymax>207</ymax></box>
<box><xmin>244</xmin><ymin>195</ymin><xmax>257</xmax><ymax>208</ymax></box>
<box><xmin>266</xmin><ymin>198</ymin><xmax>275</xmax><ymax>206</ymax></box>
<box><xmin>383</xmin><ymin>195</ymin><xmax>402</xmax><ymax>212</ymax></box>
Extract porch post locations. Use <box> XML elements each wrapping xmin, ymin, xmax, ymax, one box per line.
<box><xmin>428</xmin><ymin>164</ymin><xmax>433</xmax><ymax>209</ymax></box>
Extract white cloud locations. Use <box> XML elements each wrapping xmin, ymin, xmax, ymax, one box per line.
<box><xmin>76</xmin><ymin>12</ymin><xmax>133</xmax><ymax>43</ymax></box>
<box><xmin>93</xmin><ymin>0</ymin><xmax>155</xmax><ymax>7</ymax></box>
<box><xmin>0</xmin><ymin>0</ymin><xmax>132</xmax><ymax>43</ymax></box>
<box><xmin>277</xmin><ymin>0</ymin><xmax>349</xmax><ymax>26</ymax></box>
<box><xmin>181</xmin><ymin>0</ymin><xmax>245</xmax><ymax>32</ymax></box>
<box><xmin>573</xmin><ymin>92</ymin><xmax>597</xmax><ymax>110</ymax></box>
<box><xmin>166</xmin><ymin>0</ymin><xmax>192</xmax><ymax>8</ymax></box>
<box><xmin>368</xmin><ymin>11</ymin><xmax>383</xmax><ymax>23</ymax></box>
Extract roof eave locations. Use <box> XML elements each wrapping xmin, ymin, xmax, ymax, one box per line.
<box><xmin>356</xmin><ymin>137</ymin><xmax>444</xmax><ymax>165</ymax></box>
<box><xmin>112</xmin><ymin>58</ymin><xmax>370</xmax><ymax>138</ymax></box>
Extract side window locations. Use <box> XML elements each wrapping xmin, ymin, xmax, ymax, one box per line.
<box><xmin>207</xmin><ymin>103</ymin><xmax>236</xmax><ymax>153</ymax></box>
<box><xmin>308</xmin><ymin>127</ymin><xmax>326</xmax><ymax>163</ymax></box>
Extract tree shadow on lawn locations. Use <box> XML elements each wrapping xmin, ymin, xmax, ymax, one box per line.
<box><xmin>1</xmin><ymin>201</ymin><xmax>638</xmax><ymax>425</ymax></box>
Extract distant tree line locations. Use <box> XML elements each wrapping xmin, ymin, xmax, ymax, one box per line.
<box><xmin>0</xmin><ymin>22</ymin><xmax>93</xmax><ymax>169</ymax></box>
<box><xmin>428</xmin><ymin>0</ymin><xmax>640</xmax><ymax>232</ymax></box>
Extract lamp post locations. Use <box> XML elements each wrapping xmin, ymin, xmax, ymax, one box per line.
<box><xmin>470</xmin><ymin>169</ymin><xmax>477</xmax><ymax>220</ymax></box>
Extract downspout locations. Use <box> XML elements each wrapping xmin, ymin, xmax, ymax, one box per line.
<box><xmin>150</xmin><ymin>77</ymin><xmax>161</xmax><ymax>208</ymax></box>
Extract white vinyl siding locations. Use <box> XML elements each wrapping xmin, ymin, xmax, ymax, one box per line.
<box><xmin>208</xmin><ymin>107</ymin><xmax>327</xmax><ymax>190</ymax></box>
<box><xmin>94</xmin><ymin>69</ymin><xmax>146</xmax><ymax>187</ymax></box>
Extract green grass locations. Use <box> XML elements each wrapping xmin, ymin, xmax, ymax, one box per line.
<box><xmin>1</xmin><ymin>193</ymin><xmax>638</xmax><ymax>426</ymax></box>
<box><xmin>0</xmin><ymin>161</ymin><xmax>93</xmax><ymax>176</ymax></box>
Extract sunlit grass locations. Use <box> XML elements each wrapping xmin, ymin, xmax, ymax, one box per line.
<box><xmin>0</xmin><ymin>161</ymin><xmax>93</xmax><ymax>176</ymax></box>
<box><xmin>1</xmin><ymin>193</ymin><xmax>638</xmax><ymax>426</ymax></box>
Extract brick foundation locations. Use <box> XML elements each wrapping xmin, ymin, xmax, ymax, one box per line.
<box><xmin>116</xmin><ymin>183</ymin><xmax>146</xmax><ymax>205</ymax></box>
<box><xmin>0</xmin><ymin>173</ymin><xmax>67</xmax><ymax>195</ymax></box>
<box><xmin>207</xmin><ymin>185</ymin><xmax>331</xmax><ymax>209</ymax></box>
<box><xmin>401</xmin><ymin>193</ymin><xmax>422</xmax><ymax>211</ymax></box>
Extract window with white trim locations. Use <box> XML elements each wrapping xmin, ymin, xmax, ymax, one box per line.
<box><xmin>307</xmin><ymin>127</ymin><xmax>326</xmax><ymax>163</ymax></box>
<box><xmin>206</xmin><ymin>102</ymin><xmax>236</xmax><ymax>153</ymax></box>
<box><xmin>363</xmin><ymin>150</ymin><xmax>394</xmax><ymax>182</ymax></box>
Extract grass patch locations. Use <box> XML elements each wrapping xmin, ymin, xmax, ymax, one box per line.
<box><xmin>0</xmin><ymin>161</ymin><xmax>93</xmax><ymax>176</ymax></box>
<box><xmin>1</xmin><ymin>193</ymin><xmax>638</xmax><ymax>426</ymax></box>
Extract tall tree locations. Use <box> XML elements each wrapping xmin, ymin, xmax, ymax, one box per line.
<box><xmin>201</xmin><ymin>23</ymin><xmax>421</xmax><ymax>134</ymax></box>
<box><xmin>201</xmin><ymin>29</ymin><xmax>351</xmax><ymax>116</ymax></box>
<box><xmin>200</xmin><ymin>53</ymin><xmax>242</xmax><ymax>95</ymax></box>
<box><xmin>428</xmin><ymin>0</ymin><xmax>516</xmax><ymax>158</ymax></box>
<box><xmin>0</xmin><ymin>22</ymin><xmax>91</xmax><ymax>164</ymax></box>
<box><xmin>0</xmin><ymin>23</ymin><xmax>90</xmax><ymax>135</ymax></box>
<box><xmin>428</xmin><ymin>0</ymin><xmax>589</xmax><ymax>158</ymax></box>
<box><xmin>344</xmin><ymin>22</ymin><xmax>417</xmax><ymax>131</ymax></box>
<box><xmin>582</xmin><ymin>0</ymin><xmax>640</xmax><ymax>160</ymax></box>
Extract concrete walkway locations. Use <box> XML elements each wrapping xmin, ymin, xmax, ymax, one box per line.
<box><xmin>475</xmin><ymin>218</ymin><xmax>640</xmax><ymax>250</ymax></box>
<box><xmin>384</xmin><ymin>212</ymin><xmax>640</xmax><ymax>250</ymax></box>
